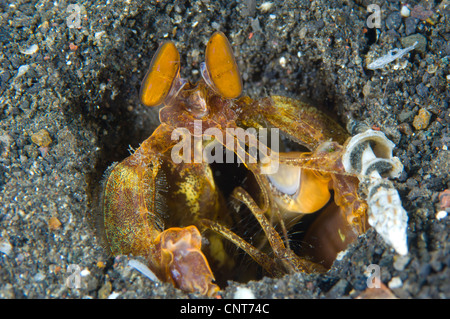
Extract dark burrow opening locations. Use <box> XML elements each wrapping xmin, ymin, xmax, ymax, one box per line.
<box><xmin>203</xmin><ymin>139</ymin><xmax>356</xmax><ymax>287</ymax></box>
<box><xmin>85</xmin><ymin>95</ymin><xmax>361</xmax><ymax>290</ymax></box>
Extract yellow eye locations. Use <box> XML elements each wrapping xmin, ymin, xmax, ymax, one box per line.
<box><xmin>140</xmin><ymin>41</ymin><xmax>180</xmax><ymax>107</ymax></box>
<box><xmin>204</xmin><ymin>31</ymin><xmax>242</xmax><ymax>99</ymax></box>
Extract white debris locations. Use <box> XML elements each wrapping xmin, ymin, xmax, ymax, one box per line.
<box><xmin>367</xmin><ymin>41</ymin><xmax>418</xmax><ymax>70</ymax></box>
<box><xmin>0</xmin><ymin>240</ymin><xmax>12</xmax><ymax>256</ymax></box>
<box><xmin>259</xmin><ymin>2</ymin><xmax>274</xmax><ymax>12</ymax></box>
<box><xmin>34</xmin><ymin>272</ymin><xmax>46</xmax><ymax>282</ymax></box>
<box><xmin>20</xmin><ymin>44</ymin><xmax>39</xmax><ymax>55</ymax></box>
<box><xmin>436</xmin><ymin>210</ymin><xmax>447</xmax><ymax>220</ymax></box>
<box><xmin>388</xmin><ymin>276</ymin><xmax>403</xmax><ymax>289</ymax></box>
<box><xmin>80</xmin><ymin>268</ymin><xmax>91</xmax><ymax>277</ymax></box>
<box><xmin>279</xmin><ymin>56</ymin><xmax>287</xmax><ymax>68</ymax></box>
<box><xmin>335</xmin><ymin>250</ymin><xmax>348</xmax><ymax>261</ymax></box>
<box><xmin>16</xmin><ymin>64</ymin><xmax>30</xmax><ymax>78</ymax></box>
<box><xmin>400</xmin><ymin>5</ymin><xmax>411</xmax><ymax>17</ymax></box>
<box><xmin>234</xmin><ymin>287</ymin><xmax>255</xmax><ymax>299</ymax></box>
<box><xmin>94</xmin><ymin>31</ymin><xmax>106</xmax><ymax>40</ymax></box>
<box><xmin>107</xmin><ymin>292</ymin><xmax>121</xmax><ymax>299</ymax></box>
<box><xmin>127</xmin><ymin>259</ymin><xmax>159</xmax><ymax>282</ymax></box>
<box><xmin>343</xmin><ymin>130</ymin><xmax>409</xmax><ymax>255</ymax></box>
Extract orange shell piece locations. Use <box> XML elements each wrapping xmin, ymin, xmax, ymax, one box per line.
<box><xmin>140</xmin><ymin>41</ymin><xmax>180</xmax><ymax>107</ymax></box>
<box><xmin>205</xmin><ymin>31</ymin><xmax>242</xmax><ymax>99</ymax></box>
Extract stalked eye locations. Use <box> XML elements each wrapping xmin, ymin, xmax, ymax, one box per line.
<box><xmin>203</xmin><ymin>31</ymin><xmax>242</xmax><ymax>99</ymax></box>
<box><xmin>140</xmin><ymin>41</ymin><xmax>181</xmax><ymax>107</ymax></box>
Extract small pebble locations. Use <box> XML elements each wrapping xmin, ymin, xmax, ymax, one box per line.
<box><xmin>20</xmin><ymin>44</ymin><xmax>39</xmax><ymax>55</ymax></box>
<box><xmin>31</xmin><ymin>129</ymin><xmax>52</xmax><ymax>147</ymax></box>
<box><xmin>419</xmin><ymin>264</ymin><xmax>431</xmax><ymax>277</ymax></box>
<box><xmin>436</xmin><ymin>211</ymin><xmax>447</xmax><ymax>220</ymax></box>
<box><xmin>250</xmin><ymin>17</ymin><xmax>262</xmax><ymax>33</ymax></box>
<box><xmin>0</xmin><ymin>240</ymin><xmax>13</xmax><ymax>256</ymax></box>
<box><xmin>69</xmin><ymin>43</ymin><xmax>78</xmax><ymax>51</ymax></box>
<box><xmin>108</xmin><ymin>292</ymin><xmax>120</xmax><ymax>299</ymax></box>
<box><xmin>16</xmin><ymin>64</ymin><xmax>30</xmax><ymax>78</ymax></box>
<box><xmin>98</xmin><ymin>280</ymin><xmax>112</xmax><ymax>299</ymax></box>
<box><xmin>259</xmin><ymin>2</ymin><xmax>274</xmax><ymax>13</ymax></box>
<box><xmin>415</xmin><ymin>83</ymin><xmax>429</xmax><ymax>97</ymax></box>
<box><xmin>411</xmin><ymin>5</ymin><xmax>434</xmax><ymax>21</ymax></box>
<box><xmin>95</xmin><ymin>31</ymin><xmax>105</xmax><ymax>40</ymax></box>
<box><xmin>38</xmin><ymin>146</ymin><xmax>49</xmax><ymax>157</ymax></box>
<box><xmin>398</xmin><ymin>110</ymin><xmax>415</xmax><ymax>123</ymax></box>
<box><xmin>362</xmin><ymin>81</ymin><xmax>371</xmax><ymax>97</ymax></box>
<box><xmin>385</xmin><ymin>12</ymin><xmax>402</xmax><ymax>30</ymax></box>
<box><xmin>34</xmin><ymin>272</ymin><xmax>46</xmax><ymax>282</ymax></box>
<box><xmin>335</xmin><ymin>250</ymin><xmax>348</xmax><ymax>261</ymax></box>
<box><xmin>412</xmin><ymin>108</ymin><xmax>431</xmax><ymax>130</ymax></box>
<box><xmin>430</xmin><ymin>252</ymin><xmax>444</xmax><ymax>272</ymax></box>
<box><xmin>400</xmin><ymin>5</ymin><xmax>411</xmax><ymax>17</ymax></box>
<box><xmin>0</xmin><ymin>283</ymin><xmax>15</xmax><ymax>298</ymax></box>
<box><xmin>397</xmin><ymin>123</ymin><xmax>413</xmax><ymax>135</ymax></box>
<box><xmin>438</xmin><ymin>189</ymin><xmax>450</xmax><ymax>211</ymax></box>
<box><xmin>401</xmin><ymin>33</ymin><xmax>427</xmax><ymax>53</ymax></box>
<box><xmin>327</xmin><ymin>279</ymin><xmax>350</xmax><ymax>297</ymax></box>
<box><xmin>48</xmin><ymin>216</ymin><xmax>62</xmax><ymax>230</ymax></box>
<box><xmin>80</xmin><ymin>268</ymin><xmax>90</xmax><ymax>277</ymax></box>
<box><xmin>388</xmin><ymin>277</ymin><xmax>403</xmax><ymax>289</ymax></box>
<box><xmin>234</xmin><ymin>287</ymin><xmax>255</xmax><ymax>299</ymax></box>
<box><xmin>393</xmin><ymin>255</ymin><xmax>411</xmax><ymax>271</ymax></box>
<box><xmin>404</xmin><ymin>17</ymin><xmax>419</xmax><ymax>35</ymax></box>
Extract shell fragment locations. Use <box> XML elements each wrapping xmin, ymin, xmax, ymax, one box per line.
<box><xmin>343</xmin><ymin>129</ymin><xmax>408</xmax><ymax>255</ymax></box>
